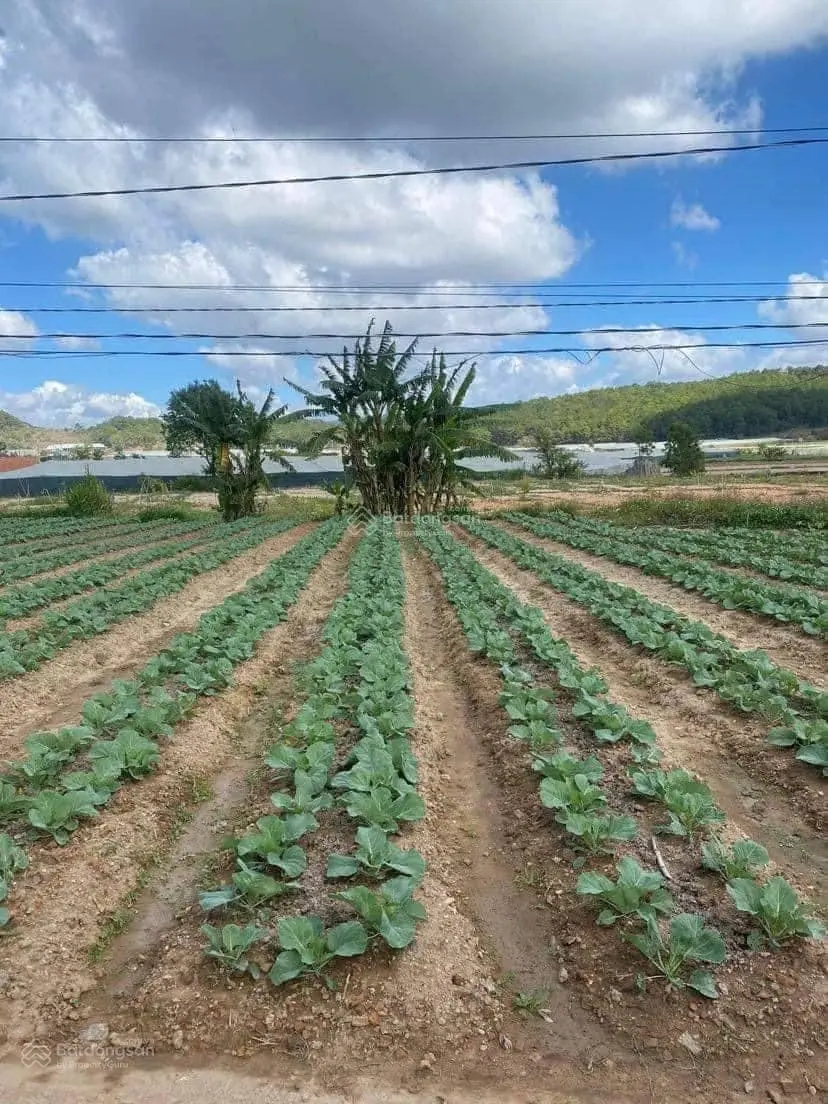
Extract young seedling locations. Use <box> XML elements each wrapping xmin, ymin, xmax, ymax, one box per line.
<box><xmin>576</xmin><ymin>856</ymin><xmax>674</xmax><ymax>926</ymax></box>
<box><xmin>512</xmin><ymin>989</ymin><xmax>551</xmax><ymax>1018</ymax></box>
<box><xmin>27</xmin><ymin>789</ymin><xmax>99</xmax><ymax>845</ymax></box>
<box><xmin>532</xmin><ymin>751</ymin><xmax>603</xmax><ymax>783</ymax></box>
<box><xmin>269</xmin><ymin>915</ymin><xmax>368</xmax><ymax>986</ymax></box>
<box><xmin>0</xmin><ymin>833</ymin><xmax>28</xmax><ymax>881</ymax></box>
<box><xmin>326</xmin><ymin>825</ymin><xmax>425</xmax><ymax>880</ymax></box>
<box><xmin>336</xmin><ymin>876</ymin><xmax>426</xmax><ymax>948</ymax></box>
<box><xmin>625</xmin><ymin>913</ymin><xmax>726</xmax><ymax>998</ymax></box>
<box><xmin>200</xmin><ymin>922</ymin><xmax>266</xmax><ymax>978</ymax></box>
<box><xmin>701</xmin><ymin>837</ymin><xmax>770</xmax><ymax>882</ymax></box>
<box><xmin>539</xmin><ymin>774</ymin><xmax>607</xmax><ymax>817</ymax></box>
<box><xmin>727</xmin><ymin>876</ymin><xmax>826</xmax><ymax>950</ymax></box>
<box><xmin>561</xmin><ymin>812</ymin><xmax>638</xmax><ymax>857</ymax></box>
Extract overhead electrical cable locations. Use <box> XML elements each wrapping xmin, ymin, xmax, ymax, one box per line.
<box><xmin>2</xmin><ymin>136</ymin><xmax>827</xmax><ymax>202</ymax></box>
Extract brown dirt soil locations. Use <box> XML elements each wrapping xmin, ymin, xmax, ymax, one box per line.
<box><xmin>0</xmin><ymin>523</ymin><xmax>316</xmax><ymax>756</ymax></box>
<box><xmin>408</xmin><ymin>538</ymin><xmax>826</xmax><ymax>1101</ymax></box>
<box><xmin>1</xmin><ymin>529</ymin><xmax>825</xmax><ymax>1104</ymax></box>
<box><xmin>495</xmin><ymin>520</ymin><xmax>826</xmax><ymax>688</ymax></box>
<box><xmin>452</xmin><ymin>525</ymin><xmax>827</xmax><ymax>838</ymax></box>
<box><xmin>0</xmin><ymin>1061</ymin><xmax>645</xmax><ymax>1104</ymax></box>
<box><xmin>0</xmin><ymin>531</ymin><xmax>358</xmax><ymax>1048</ymax></box>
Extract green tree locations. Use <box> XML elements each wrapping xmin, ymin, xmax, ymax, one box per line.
<box><xmin>632</xmin><ymin>423</ymin><xmax>656</xmax><ymax>457</ymax></box>
<box><xmin>531</xmin><ymin>428</ymin><xmax>584</xmax><ymax>479</ymax></box>
<box><xmin>163</xmin><ymin>381</ymin><xmax>240</xmax><ymax>476</ymax></box>
<box><xmin>286</xmin><ymin>322</ymin><xmax>513</xmax><ymax>516</ymax></box>
<box><xmin>663</xmin><ymin>421</ymin><xmax>705</xmax><ymax>476</ymax></box>
<box><xmin>162</xmin><ymin>381</ymin><xmax>293</xmax><ymax>520</ymax></box>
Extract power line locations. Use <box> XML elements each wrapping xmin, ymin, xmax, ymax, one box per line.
<box><xmin>0</xmin><ymin>279</ymin><xmax>824</xmax><ymax>291</ymax></box>
<box><xmin>3</xmin><ymin>338</ymin><xmax>828</xmax><ymax>358</ymax></box>
<box><xmin>2</xmin><ymin>136</ymin><xmax>827</xmax><ymax>202</ymax></box>
<box><xmin>6</xmin><ymin>322</ymin><xmax>828</xmax><ymax>342</ymax></box>
<box><xmin>11</xmin><ymin>293</ymin><xmax>828</xmax><ymax>313</ymax></box>
<box><xmin>3</xmin><ymin>125</ymin><xmax>828</xmax><ymax>144</ymax></box>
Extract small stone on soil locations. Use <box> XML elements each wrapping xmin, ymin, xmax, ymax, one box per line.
<box><xmin>78</xmin><ymin>1023</ymin><xmax>109</xmax><ymax>1043</ymax></box>
<box><xmin>678</xmin><ymin>1032</ymin><xmax>703</xmax><ymax>1057</ymax></box>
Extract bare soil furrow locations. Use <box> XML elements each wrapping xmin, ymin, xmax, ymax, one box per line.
<box><xmin>0</xmin><ymin>523</ymin><xmax>315</xmax><ymax>751</ymax></box>
<box><xmin>0</xmin><ymin>531</ymin><xmax>357</xmax><ymax>1048</ymax></box>
<box><xmin>414</xmin><ymin>535</ymin><xmax>825</xmax><ymax>1103</ymax></box>
<box><xmin>455</xmin><ymin>526</ymin><xmax>826</xmax><ymax>841</ymax></box>
<box><xmin>398</xmin><ymin>541</ymin><xmax>625</xmax><ymax>1089</ymax></box>
<box><xmin>496</xmin><ymin>520</ymin><xmax>826</xmax><ymax>687</ymax></box>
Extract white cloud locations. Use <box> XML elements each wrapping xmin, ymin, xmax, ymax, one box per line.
<box><xmin>581</xmin><ymin>326</ymin><xmax>748</xmax><ymax>384</ymax></box>
<box><xmin>0</xmin><ymin>380</ymin><xmax>161</xmax><ymax>426</ymax></box>
<box><xmin>0</xmin><ymin>2</ymin><xmax>827</xmax><ymax>398</ymax></box>
<box><xmin>0</xmin><ymin>308</ymin><xmax>39</xmax><ymax>346</ymax></box>
<box><xmin>671</xmin><ymin>241</ymin><xmax>699</xmax><ymax>270</ymax></box>
<box><xmin>53</xmin><ymin>334</ymin><xmax>101</xmax><ymax>350</ymax></box>
<box><xmin>670</xmin><ymin>197</ymin><xmax>720</xmax><ymax>231</ymax></box>
<box><xmin>759</xmin><ymin>271</ymin><xmax>828</xmax><ymax>334</ymax></box>
<box><xmin>469</xmin><ymin>355</ymin><xmax>579</xmax><ymax>404</ymax></box>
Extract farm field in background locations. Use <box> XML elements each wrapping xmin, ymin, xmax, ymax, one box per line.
<box><xmin>0</xmin><ymin>503</ymin><xmax>824</xmax><ymax>1104</ymax></box>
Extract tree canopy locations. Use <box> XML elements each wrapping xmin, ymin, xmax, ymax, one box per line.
<box><xmin>161</xmin><ymin>379</ymin><xmax>292</xmax><ymax>519</ymax></box>
<box><xmin>287</xmin><ymin>321</ymin><xmax>514</xmax><ymax>516</ymax></box>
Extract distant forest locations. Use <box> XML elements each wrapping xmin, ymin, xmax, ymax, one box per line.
<box><xmin>1</xmin><ymin>366</ymin><xmax>825</xmax><ymax>451</ymax></box>
<box><xmin>469</xmin><ymin>366</ymin><xmax>828</xmax><ymax>444</ymax></box>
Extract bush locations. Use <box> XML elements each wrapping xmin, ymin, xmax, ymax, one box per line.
<box><xmin>172</xmin><ymin>475</ymin><xmax>218</xmax><ymax>492</ymax></box>
<box><xmin>592</xmin><ymin>494</ymin><xmax>825</xmax><ymax>530</ymax></box>
<box><xmin>65</xmin><ymin>472</ymin><xmax>113</xmax><ymax>517</ymax></box>
<box><xmin>136</xmin><ymin>505</ymin><xmax>203</xmax><ymax>522</ymax></box>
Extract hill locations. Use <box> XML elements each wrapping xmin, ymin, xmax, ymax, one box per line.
<box><xmin>1</xmin><ymin>366</ymin><xmax>825</xmax><ymax>453</ymax></box>
<box><xmin>469</xmin><ymin>366</ymin><xmax>828</xmax><ymax>445</ymax></box>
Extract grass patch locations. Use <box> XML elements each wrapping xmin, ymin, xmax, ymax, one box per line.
<box><xmin>261</xmin><ymin>494</ymin><xmax>335</xmax><ymax>521</ymax></box>
<box><xmin>589</xmin><ymin>493</ymin><xmax>826</xmax><ymax>530</ymax></box>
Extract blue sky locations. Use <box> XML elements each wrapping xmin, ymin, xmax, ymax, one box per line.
<box><xmin>0</xmin><ymin>1</ymin><xmax>827</xmax><ymax>425</ymax></box>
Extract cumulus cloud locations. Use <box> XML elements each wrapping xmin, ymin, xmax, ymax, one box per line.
<box><xmin>0</xmin><ymin>380</ymin><xmax>162</xmax><ymax>426</ymax></box>
<box><xmin>670</xmin><ymin>198</ymin><xmax>721</xmax><ymax>231</ymax></box>
<box><xmin>469</xmin><ymin>355</ymin><xmax>580</xmax><ymax>404</ymax></box>
<box><xmin>0</xmin><ymin>308</ymin><xmax>39</xmax><ymax>346</ymax></box>
<box><xmin>759</xmin><ymin>271</ymin><xmax>828</xmax><ymax>333</ymax></box>
<box><xmin>1</xmin><ymin>1</ymin><xmax>827</xmax><ymax>397</ymax></box>
<box><xmin>581</xmin><ymin>326</ymin><xmax>748</xmax><ymax>385</ymax></box>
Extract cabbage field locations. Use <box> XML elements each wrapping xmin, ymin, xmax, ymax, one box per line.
<box><xmin>0</xmin><ymin>508</ymin><xmax>824</xmax><ymax>1104</ymax></box>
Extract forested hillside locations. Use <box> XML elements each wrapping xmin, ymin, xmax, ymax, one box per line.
<box><xmin>2</xmin><ymin>366</ymin><xmax>825</xmax><ymax>451</ymax></box>
<box><xmin>472</xmin><ymin>366</ymin><xmax>828</xmax><ymax>444</ymax></box>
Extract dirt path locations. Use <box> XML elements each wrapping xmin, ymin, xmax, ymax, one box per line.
<box><xmin>0</xmin><ymin>532</ymin><xmax>357</xmax><ymax>1048</ymax></box>
<box><xmin>0</xmin><ymin>1061</ymin><xmax>625</xmax><ymax>1104</ymax></box>
<box><xmin>454</xmin><ymin>526</ymin><xmax>826</xmax><ymax>847</ymax></box>
<box><xmin>0</xmin><ymin>523</ymin><xmax>315</xmax><ymax>756</ymax></box>
<box><xmin>495</xmin><ymin>520</ymin><xmax>826</xmax><ymax>686</ymax></box>
<box><xmin>398</xmin><ymin>542</ymin><xmax>624</xmax><ymax>1087</ymax></box>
